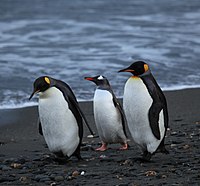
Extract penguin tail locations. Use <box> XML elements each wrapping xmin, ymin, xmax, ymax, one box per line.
<box><xmin>156</xmin><ymin>140</ymin><xmax>169</xmax><ymax>154</ymax></box>
<box><xmin>142</xmin><ymin>151</ymin><xmax>152</xmax><ymax>162</ymax></box>
<box><xmin>73</xmin><ymin>145</ymin><xmax>83</xmax><ymax>160</ymax></box>
<box><xmin>75</xmin><ymin>154</ymin><xmax>83</xmax><ymax>161</ymax></box>
<box><xmin>159</xmin><ymin>146</ymin><xmax>169</xmax><ymax>154</ymax></box>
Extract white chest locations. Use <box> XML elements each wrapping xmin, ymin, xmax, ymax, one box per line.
<box><xmin>94</xmin><ymin>89</ymin><xmax>113</xmax><ymax>108</ymax></box>
<box><xmin>123</xmin><ymin>77</ymin><xmax>153</xmax><ymax>118</ymax></box>
<box><xmin>38</xmin><ymin>87</ymin><xmax>79</xmax><ymax>157</ymax></box>
<box><xmin>94</xmin><ymin>89</ymin><xmax>116</xmax><ymax>124</ymax></box>
<box><xmin>93</xmin><ymin>89</ymin><xmax>125</xmax><ymax>143</ymax></box>
<box><xmin>123</xmin><ymin>78</ymin><xmax>152</xmax><ymax>141</ymax></box>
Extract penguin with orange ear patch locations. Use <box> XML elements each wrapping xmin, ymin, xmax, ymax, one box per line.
<box><xmin>119</xmin><ymin>61</ymin><xmax>169</xmax><ymax>161</ymax></box>
<box><xmin>29</xmin><ymin>76</ymin><xmax>87</xmax><ymax>160</ymax></box>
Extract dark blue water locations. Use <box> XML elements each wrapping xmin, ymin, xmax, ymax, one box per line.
<box><xmin>0</xmin><ymin>0</ymin><xmax>200</xmax><ymax>109</ymax></box>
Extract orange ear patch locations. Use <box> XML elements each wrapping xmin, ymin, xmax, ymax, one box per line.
<box><xmin>144</xmin><ymin>64</ymin><xmax>149</xmax><ymax>72</ymax></box>
<box><xmin>44</xmin><ymin>77</ymin><xmax>50</xmax><ymax>84</ymax></box>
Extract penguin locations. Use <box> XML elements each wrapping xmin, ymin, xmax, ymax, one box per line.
<box><xmin>118</xmin><ymin>61</ymin><xmax>169</xmax><ymax>161</ymax></box>
<box><xmin>29</xmin><ymin>76</ymin><xmax>85</xmax><ymax>160</ymax></box>
<box><xmin>84</xmin><ymin>75</ymin><xmax>128</xmax><ymax>151</ymax></box>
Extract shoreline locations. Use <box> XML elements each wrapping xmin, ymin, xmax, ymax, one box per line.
<box><xmin>1</xmin><ymin>86</ymin><xmax>200</xmax><ymax>111</ymax></box>
<box><xmin>0</xmin><ymin>88</ymin><xmax>200</xmax><ymax>185</ymax></box>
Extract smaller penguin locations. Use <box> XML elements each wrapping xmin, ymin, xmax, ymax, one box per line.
<box><xmin>118</xmin><ymin>61</ymin><xmax>169</xmax><ymax>161</ymax></box>
<box><xmin>29</xmin><ymin>76</ymin><xmax>86</xmax><ymax>160</ymax></box>
<box><xmin>85</xmin><ymin>75</ymin><xmax>128</xmax><ymax>151</ymax></box>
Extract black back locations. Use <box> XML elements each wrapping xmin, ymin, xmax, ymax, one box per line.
<box><xmin>109</xmin><ymin>88</ymin><xmax>128</xmax><ymax>138</ymax></box>
<box><xmin>141</xmin><ymin>74</ymin><xmax>168</xmax><ymax>140</ymax></box>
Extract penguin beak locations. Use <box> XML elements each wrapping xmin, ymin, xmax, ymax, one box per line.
<box><xmin>118</xmin><ymin>68</ymin><xmax>135</xmax><ymax>73</ymax></box>
<box><xmin>84</xmin><ymin>77</ymin><xmax>94</xmax><ymax>81</ymax></box>
<box><xmin>29</xmin><ymin>90</ymin><xmax>40</xmax><ymax>100</ymax></box>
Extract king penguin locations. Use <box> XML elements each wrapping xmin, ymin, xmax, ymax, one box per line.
<box><xmin>118</xmin><ymin>61</ymin><xmax>169</xmax><ymax>161</ymax></box>
<box><xmin>85</xmin><ymin>75</ymin><xmax>128</xmax><ymax>151</ymax></box>
<box><xmin>29</xmin><ymin>76</ymin><xmax>85</xmax><ymax>160</ymax></box>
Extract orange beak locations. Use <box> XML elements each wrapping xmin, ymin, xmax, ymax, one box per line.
<box><xmin>84</xmin><ymin>77</ymin><xmax>94</xmax><ymax>81</ymax></box>
<box><xmin>118</xmin><ymin>68</ymin><xmax>135</xmax><ymax>73</ymax></box>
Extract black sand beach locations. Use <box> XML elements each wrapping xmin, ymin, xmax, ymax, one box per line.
<box><xmin>0</xmin><ymin>88</ymin><xmax>200</xmax><ymax>185</ymax></box>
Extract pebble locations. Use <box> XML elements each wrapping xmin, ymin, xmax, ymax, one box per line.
<box><xmin>34</xmin><ymin>174</ymin><xmax>50</xmax><ymax>182</ymax></box>
<box><xmin>183</xmin><ymin>144</ymin><xmax>190</xmax><ymax>149</ymax></box>
<box><xmin>120</xmin><ymin>159</ymin><xmax>133</xmax><ymax>166</ymax></box>
<box><xmin>15</xmin><ymin>158</ymin><xmax>26</xmax><ymax>164</ymax></box>
<box><xmin>40</xmin><ymin>177</ymin><xmax>51</xmax><ymax>182</ymax></box>
<box><xmin>99</xmin><ymin>155</ymin><xmax>107</xmax><ymax>159</ymax></box>
<box><xmin>87</xmin><ymin>135</ymin><xmax>94</xmax><ymax>138</ymax></box>
<box><xmin>18</xmin><ymin>169</ymin><xmax>28</xmax><ymax>174</ymax></box>
<box><xmin>1</xmin><ymin>165</ymin><xmax>12</xmax><ymax>171</ymax></box>
<box><xmin>145</xmin><ymin>170</ymin><xmax>157</xmax><ymax>176</ymax></box>
<box><xmin>19</xmin><ymin>176</ymin><xmax>28</xmax><ymax>182</ymax></box>
<box><xmin>81</xmin><ymin>145</ymin><xmax>94</xmax><ymax>151</ymax></box>
<box><xmin>171</xmin><ymin>131</ymin><xmax>177</xmax><ymax>135</ymax></box>
<box><xmin>54</xmin><ymin>176</ymin><xmax>64</xmax><ymax>181</ymax></box>
<box><xmin>66</xmin><ymin>176</ymin><xmax>73</xmax><ymax>181</ymax></box>
<box><xmin>0</xmin><ymin>176</ymin><xmax>16</xmax><ymax>182</ymax></box>
<box><xmin>50</xmin><ymin>182</ymin><xmax>57</xmax><ymax>186</ymax></box>
<box><xmin>72</xmin><ymin>170</ymin><xmax>79</xmax><ymax>177</ymax></box>
<box><xmin>171</xmin><ymin>144</ymin><xmax>177</xmax><ymax>147</ymax></box>
<box><xmin>11</xmin><ymin>163</ymin><xmax>22</xmax><ymax>169</ymax></box>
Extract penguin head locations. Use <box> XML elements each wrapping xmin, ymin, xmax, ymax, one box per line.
<box><xmin>84</xmin><ymin>75</ymin><xmax>110</xmax><ymax>87</ymax></box>
<box><xmin>118</xmin><ymin>61</ymin><xmax>150</xmax><ymax>76</ymax></box>
<box><xmin>29</xmin><ymin>76</ymin><xmax>55</xmax><ymax>100</ymax></box>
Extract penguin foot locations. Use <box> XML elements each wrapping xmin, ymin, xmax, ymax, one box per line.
<box><xmin>54</xmin><ymin>150</ymin><xmax>65</xmax><ymax>158</ymax></box>
<box><xmin>96</xmin><ymin>143</ymin><xmax>107</xmax><ymax>151</ymax></box>
<box><xmin>119</xmin><ymin>143</ymin><xmax>128</xmax><ymax>150</ymax></box>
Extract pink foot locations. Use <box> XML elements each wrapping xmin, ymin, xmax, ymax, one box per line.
<box><xmin>119</xmin><ymin>143</ymin><xmax>128</xmax><ymax>150</ymax></box>
<box><xmin>96</xmin><ymin>143</ymin><xmax>107</xmax><ymax>151</ymax></box>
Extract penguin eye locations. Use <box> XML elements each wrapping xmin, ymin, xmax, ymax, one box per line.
<box><xmin>44</xmin><ymin>77</ymin><xmax>51</xmax><ymax>85</ymax></box>
<box><xmin>144</xmin><ymin>64</ymin><xmax>149</xmax><ymax>72</ymax></box>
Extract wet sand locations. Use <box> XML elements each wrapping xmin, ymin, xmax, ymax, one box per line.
<box><xmin>0</xmin><ymin>88</ymin><xmax>200</xmax><ymax>185</ymax></box>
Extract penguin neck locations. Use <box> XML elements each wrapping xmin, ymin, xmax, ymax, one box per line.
<box><xmin>130</xmin><ymin>75</ymin><xmax>141</xmax><ymax>79</ymax></box>
<box><xmin>39</xmin><ymin>87</ymin><xmax>60</xmax><ymax>99</ymax></box>
<box><xmin>130</xmin><ymin>71</ymin><xmax>152</xmax><ymax>79</ymax></box>
<box><xmin>97</xmin><ymin>84</ymin><xmax>110</xmax><ymax>91</ymax></box>
<box><xmin>130</xmin><ymin>70</ymin><xmax>151</xmax><ymax>79</ymax></box>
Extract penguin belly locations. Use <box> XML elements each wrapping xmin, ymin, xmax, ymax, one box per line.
<box><xmin>94</xmin><ymin>89</ymin><xmax>126</xmax><ymax>143</ymax></box>
<box><xmin>123</xmin><ymin>77</ymin><xmax>165</xmax><ymax>153</ymax></box>
<box><xmin>38</xmin><ymin>87</ymin><xmax>79</xmax><ymax>157</ymax></box>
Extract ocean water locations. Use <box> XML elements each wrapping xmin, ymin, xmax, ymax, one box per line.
<box><xmin>0</xmin><ymin>0</ymin><xmax>200</xmax><ymax>109</ymax></box>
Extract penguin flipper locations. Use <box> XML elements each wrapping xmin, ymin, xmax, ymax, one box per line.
<box><xmin>37</xmin><ymin>118</ymin><xmax>43</xmax><ymax>135</ymax></box>
<box><xmin>112</xmin><ymin>93</ymin><xmax>128</xmax><ymax>137</ymax></box>
<box><xmin>70</xmin><ymin>97</ymin><xmax>95</xmax><ymax>136</ymax></box>
<box><xmin>148</xmin><ymin>102</ymin><xmax>162</xmax><ymax>140</ymax></box>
